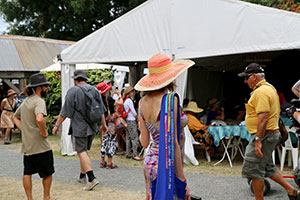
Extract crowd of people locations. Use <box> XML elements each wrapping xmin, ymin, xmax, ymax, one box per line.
<box><xmin>0</xmin><ymin>52</ymin><xmax>300</xmax><ymax>200</ymax></box>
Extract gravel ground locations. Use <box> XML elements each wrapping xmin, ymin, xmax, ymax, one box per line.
<box><xmin>0</xmin><ymin>145</ymin><xmax>295</xmax><ymax>200</ymax></box>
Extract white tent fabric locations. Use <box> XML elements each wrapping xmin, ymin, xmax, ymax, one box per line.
<box><xmin>58</xmin><ymin>0</ymin><xmax>300</xmax><ymax>162</ymax></box>
<box><xmin>61</xmin><ymin>0</ymin><xmax>300</xmax><ymax>64</ymax></box>
<box><xmin>60</xmin><ymin>64</ymin><xmax>76</xmax><ymax>156</ymax></box>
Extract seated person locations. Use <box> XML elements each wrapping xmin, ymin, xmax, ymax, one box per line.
<box><xmin>206</xmin><ymin>98</ymin><xmax>224</xmax><ymax>125</ymax></box>
<box><xmin>292</xmin><ymin>79</ymin><xmax>300</xmax><ymax>124</ymax></box>
<box><xmin>183</xmin><ymin>101</ymin><xmax>220</xmax><ymax>157</ymax></box>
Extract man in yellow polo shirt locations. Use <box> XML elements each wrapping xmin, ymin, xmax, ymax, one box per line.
<box><xmin>239</xmin><ymin>63</ymin><xmax>299</xmax><ymax>200</ymax></box>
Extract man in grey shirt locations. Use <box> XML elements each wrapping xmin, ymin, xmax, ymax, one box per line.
<box><xmin>52</xmin><ymin>70</ymin><xmax>107</xmax><ymax>191</ymax></box>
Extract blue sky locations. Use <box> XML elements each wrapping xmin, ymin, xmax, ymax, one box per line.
<box><xmin>0</xmin><ymin>16</ymin><xmax>8</xmax><ymax>34</ymax></box>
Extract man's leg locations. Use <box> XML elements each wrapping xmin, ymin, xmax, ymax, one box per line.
<box><xmin>23</xmin><ymin>175</ymin><xmax>33</xmax><ymax>200</ymax></box>
<box><xmin>269</xmin><ymin>172</ymin><xmax>295</xmax><ymax>195</ymax></box>
<box><xmin>42</xmin><ymin>175</ymin><xmax>53</xmax><ymax>200</ymax></box>
<box><xmin>77</xmin><ymin>151</ymin><xmax>92</xmax><ymax>173</ymax></box>
<box><xmin>252</xmin><ymin>178</ymin><xmax>264</xmax><ymax>200</ymax></box>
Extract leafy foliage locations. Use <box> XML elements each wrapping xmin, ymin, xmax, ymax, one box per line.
<box><xmin>242</xmin><ymin>0</ymin><xmax>300</xmax><ymax>13</ymax></box>
<box><xmin>86</xmin><ymin>69</ymin><xmax>114</xmax><ymax>87</ymax></box>
<box><xmin>44</xmin><ymin>71</ymin><xmax>62</xmax><ymax>117</ymax></box>
<box><xmin>0</xmin><ymin>0</ymin><xmax>146</xmax><ymax>41</ymax></box>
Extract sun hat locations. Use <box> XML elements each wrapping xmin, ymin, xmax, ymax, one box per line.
<box><xmin>97</xmin><ymin>82</ymin><xmax>112</xmax><ymax>95</ymax></box>
<box><xmin>27</xmin><ymin>73</ymin><xmax>51</xmax><ymax>88</ymax></box>
<box><xmin>124</xmin><ymin>86</ymin><xmax>134</xmax><ymax>97</ymax></box>
<box><xmin>134</xmin><ymin>54</ymin><xmax>195</xmax><ymax>91</ymax></box>
<box><xmin>238</xmin><ymin>63</ymin><xmax>264</xmax><ymax>77</ymax></box>
<box><xmin>72</xmin><ymin>70</ymin><xmax>88</xmax><ymax>80</ymax></box>
<box><xmin>7</xmin><ymin>89</ymin><xmax>16</xmax><ymax>97</ymax></box>
<box><xmin>183</xmin><ymin>101</ymin><xmax>203</xmax><ymax>113</ymax></box>
<box><xmin>208</xmin><ymin>98</ymin><xmax>220</xmax><ymax>107</ymax></box>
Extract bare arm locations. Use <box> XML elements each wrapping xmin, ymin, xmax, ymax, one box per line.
<box><xmin>292</xmin><ymin>86</ymin><xmax>300</xmax><ymax>98</ymax></box>
<box><xmin>174</xmin><ymin>97</ymin><xmax>186</xmax><ymax>181</ymax></box>
<box><xmin>13</xmin><ymin>116</ymin><xmax>22</xmax><ymax>130</ymax></box>
<box><xmin>52</xmin><ymin>115</ymin><xmax>66</xmax><ymax>136</ymax></box>
<box><xmin>36</xmin><ymin>113</ymin><xmax>48</xmax><ymax>138</ymax></box>
<box><xmin>138</xmin><ymin>110</ymin><xmax>150</xmax><ymax>148</ymax></box>
<box><xmin>256</xmin><ymin>112</ymin><xmax>269</xmax><ymax>139</ymax></box>
<box><xmin>0</xmin><ymin>100</ymin><xmax>5</xmax><ymax>111</ymax></box>
<box><xmin>215</xmin><ymin>107</ymin><xmax>225</xmax><ymax>120</ymax></box>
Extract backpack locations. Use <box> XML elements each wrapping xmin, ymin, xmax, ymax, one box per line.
<box><xmin>77</xmin><ymin>85</ymin><xmax>103</xmax><ymax>125</ymax></box>
<box><xmin>117</xmin><ymin>97</ymin><xmax>130</xmax><ymax>119</ymax></box>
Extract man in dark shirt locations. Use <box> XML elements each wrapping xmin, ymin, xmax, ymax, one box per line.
<box><xmin>52</xmin><ymin>70</ymin><xmax>107</xmax><ymax>191</ymax></box>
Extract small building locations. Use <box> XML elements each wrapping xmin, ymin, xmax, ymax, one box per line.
<box><xmin>0</xmin><ymin>35</ymin><xmax>73</xmax><ymax>94</ymax></box>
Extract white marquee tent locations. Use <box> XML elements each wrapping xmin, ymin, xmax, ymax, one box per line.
<box><xmin>59</xmin><ymin>0</ymin><xmax>300</xmax><ymax>161</ymax></box>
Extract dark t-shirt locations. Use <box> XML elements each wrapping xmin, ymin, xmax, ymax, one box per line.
<box><xmin>102</xmin><ymin>95</ymin><xmax>115</xmax><ymax>117</ymax></box>
<box><xmin>206</xmin><ymin>111</ymin><xmax>219</xmax><ymax>125</ymax></box>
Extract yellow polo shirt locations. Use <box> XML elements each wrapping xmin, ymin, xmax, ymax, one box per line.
<box><xmin>245</xmin><ymin>80</ymin><xmax>280</xmax><ymax>134</ymax></box>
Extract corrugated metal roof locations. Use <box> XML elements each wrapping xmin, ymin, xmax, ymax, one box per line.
<box><xmin>0</xmin><ymin>35</ymin><xmax>74</xmax><ymax>72</ymax></box>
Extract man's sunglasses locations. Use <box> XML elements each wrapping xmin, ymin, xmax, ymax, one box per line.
<box><xmin>244</xmin><ymin>74</ymin><xmax>253</xmax><ymax>81</ymax></box>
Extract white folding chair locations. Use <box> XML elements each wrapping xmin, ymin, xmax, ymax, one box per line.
<box><xmin>280</xmin><ymin>127</ymin><xmax>298</xmax><ymax>171</ymax></box>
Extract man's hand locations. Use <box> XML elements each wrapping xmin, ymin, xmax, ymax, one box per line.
<box><xmin>52</xmin><ymin>125</ymin><xmax>58</xmax><ymax>136</ymax></box>
<box><xmin>255</xmin><ymin>140</ymin><xmax>263</xmax><ymax>158</ymax></box>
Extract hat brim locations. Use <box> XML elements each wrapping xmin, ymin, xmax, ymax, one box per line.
<box><xmin>72</xmin><ymin>75</ymin><xmax>88</xmax><ymax>80</ymax></box>
<box><xmin>134</xmin><ymin>60</ymin><xmax>195</xmax><ymax>91</ymax></box>
<box><xmin>124</xmin><ymin>88</ymin><xmax>134</xmax><ymax>96</ymax></box>
<box><xmin>27</xmin><ymin>81</ymin><xmax>51</xmax><ymax>88</ymax></box>
<box><xmin>183</xmin><ymin>107</ymin><xmax>203</xmax><ymax>113</ymax></box>
<box><xmin>7</xmin><ymin>92</ymin><xmax>17</xmax><ymax>96</ymax></box>
<box><xmin>100</xmin><ymin>84</ymin><xmax>112</xmax><ymax>95</ymax></box>
<box><xmin>238</xmin><ymin>72</ymin><xmax>248</xmax><ymax>77</ymax></box>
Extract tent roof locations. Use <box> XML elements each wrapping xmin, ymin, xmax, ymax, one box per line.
<box><xmin>0</xmin><ymin>35</ymin><xmax>74</xmax><ymax>72</ymax></box>
<box><xmin>61</xmin><ymin>0</ymin><xmax>300</xmax><ymax>65</ymax></box>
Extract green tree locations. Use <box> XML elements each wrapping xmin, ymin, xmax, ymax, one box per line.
<box><xmin>0</xmin><ymin>0</ymin><xmax>146</xmax><ymax>41</ymax></box>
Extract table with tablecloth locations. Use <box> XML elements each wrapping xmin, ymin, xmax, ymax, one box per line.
<box><xmin>207</xmin><ymin>125</ymin><xmax>252</xmax><ymax>168</ymax></box>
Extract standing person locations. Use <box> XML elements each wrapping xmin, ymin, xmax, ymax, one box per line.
<box><xmin>239</xmin><ymin>63</ymin><xmax>300</xmax><ymax>200</ymax></box>
<box><xmin>12</xmin><ymin>73</ymin><xmax>55</xmax><ymax>200</ymax></box>
<box><xmin>1</xmin><ymin>89</ymin><xmax>17</xmax><ymax>144</ymax></box>
<box><xmin>123</xmin><ymin>86</ymin><xmax>142</xmax><ymax>161</ymax></box>
<box><xmin>292</xmin><ymin>79</ymin><xmax>300</xmax><ymax>124</ymax></box>
<box><xmin>97</xmin><ymin>82</ymin><xmax>123</xmax><ymax>169</ymax></box>
<box><xmin>135</xmin><ymin>53</ymin><xmax>193</xmax><ymax>200</ymax></box>
<box><xmin>52</xmin><ymin>70</ymin><xmax>107</xmax><ymax>191</ymax></box>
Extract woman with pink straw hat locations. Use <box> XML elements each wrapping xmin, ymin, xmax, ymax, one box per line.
<box><xmin>135</xmin><ymin>53</ymin><xmax>194</xmax><ymax>200</ymax></box>
<box><xmin>0</xmin><ymin>89</ymin><xmax>17</xmax><ymax>144</ymax></box>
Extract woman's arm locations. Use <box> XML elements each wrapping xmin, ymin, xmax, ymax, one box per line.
<box><xmin>1</xmin><ymin>99</ymin><xmax>6</xmax><ymax>111</ymax></box>
<box><xmin>174</xmin><ymin>96</ymin><xmax>186</xmax><ymax>180</ymax></box>
<box><xmin>292</xmin><ymin>86</ymin><xmax>300</xmax><ymax>98</ymax></box>
<box><xmin>138</xmin><ymin>103</ymin><xmax>150</xmax><ymax>148</ymax></box>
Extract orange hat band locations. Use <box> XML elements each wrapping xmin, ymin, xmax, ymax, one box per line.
<box><xmin>148</xmin><ymin>63</ymin><xmax>173</xmax><ymax>74</ymax></box>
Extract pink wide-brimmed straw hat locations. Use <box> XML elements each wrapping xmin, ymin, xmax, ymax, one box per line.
<box><xmin>134</xmin><ymin>54</ymin><xmax>195</xmax><ymax>91</ymax></box>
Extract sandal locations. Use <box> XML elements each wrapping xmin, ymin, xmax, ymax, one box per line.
<box><xmin>106</xmin><ymin>163</ymin><xmax>118</xmax><ymax>169</ymax></box>
<box><xmin>288</xmin><ymin>189</ymin><xmax>300</xmax><ymax>200</ymax></box>
<box><xmin>100</xmin><ymin>161</ymin><xmax>107</xmax><ymax>168</ymax></box>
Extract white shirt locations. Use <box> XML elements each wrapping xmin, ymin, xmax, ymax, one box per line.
<box><xmin>123</xmin><ymin>98</ymin><xmax>137</xmax><ymax>121</ymax></box>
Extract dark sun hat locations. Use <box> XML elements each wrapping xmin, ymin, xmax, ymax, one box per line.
<box><xmin>27</xmin><ymin>73</ymin><xmax>51</xmax><ymax>88</ymax></box>
<box><xmin>72</xmin><ymin>70</ymin><xmax>88</xmax><ymax>80</ymax></box>
<box><xmin>238</xmin><ymin>63</ymin><xmax>264</xmax><ymax>77</ymax></box>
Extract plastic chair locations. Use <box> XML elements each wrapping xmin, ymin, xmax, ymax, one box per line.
<box><xmin>280</xmin><ymin>127</ymin><xmax>298</xmax><ymax>171</ymax></box>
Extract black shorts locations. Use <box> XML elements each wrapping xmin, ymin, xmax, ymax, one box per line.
<box><xmin>72</xmin><ymin>135</ymin><xmax>94</xmax><ymax>153</ymax></box>
<box><xmin>23</xmin><ymin>150</ymin><xmax>55</xmax><ymax>178</ymax></box>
